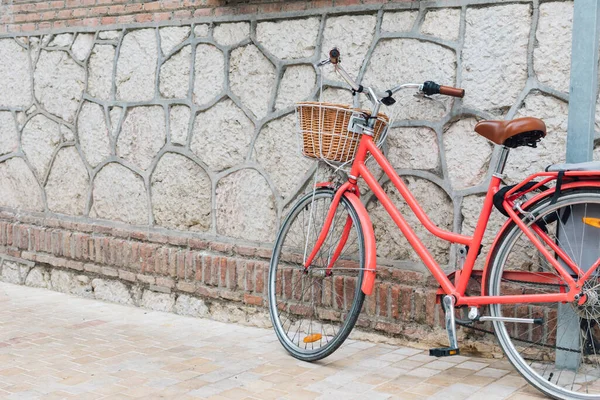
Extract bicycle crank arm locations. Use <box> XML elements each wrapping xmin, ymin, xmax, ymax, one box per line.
<box><xmin>478</xmin><ymin>316</ymin><xmax>543</xmax><ymax>324</ymax></box>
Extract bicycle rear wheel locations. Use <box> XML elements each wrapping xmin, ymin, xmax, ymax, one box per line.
<box><xmin>488</xmin><ymin>188</ymin><xmax>600</xmax><ymax>399</ymax></box>
<box><xmin>268</xmin><ymin>188</ymin><xmax>365</xmax><ymax>361</ymax></box>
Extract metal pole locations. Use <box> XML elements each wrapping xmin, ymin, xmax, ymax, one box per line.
<box><xmin>566</xmin><ymin>0</ymin><xmax>600</xmax><ymax>163</ymax></box>
<box><xmin>558</xmin><ymin>0</ymin><xmax>600</xmax><ymax>370</ymax></box>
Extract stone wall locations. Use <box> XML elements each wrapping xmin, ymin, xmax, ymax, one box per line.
<box><xmin>1</xmin><ymin>0</ymin><xmax>416</xmax><ymax>34</ymax></box>
<box><xmin>0</xmin><ymin>0</ymin><xmax>591</xmax><ymax>343</ymax></box>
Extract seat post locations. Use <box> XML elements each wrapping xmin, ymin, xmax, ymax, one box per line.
<box><xmin>494</xmin><ymin>146</ymin><xmax>510</xmax><ymax>177</ymax></box>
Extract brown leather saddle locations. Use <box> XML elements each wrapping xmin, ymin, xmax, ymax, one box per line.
<box><xmin>474</xmin><ymin>117</ymin><xmax>546</xmax><ymax>148</ymax></box>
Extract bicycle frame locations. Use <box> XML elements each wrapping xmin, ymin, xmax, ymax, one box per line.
<box><xmin>304</xmin><ymin>132</ymin><xmax>600</xmax><ymax>308</ymax></box>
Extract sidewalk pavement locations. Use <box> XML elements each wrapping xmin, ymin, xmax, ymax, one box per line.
<box><xmin>0</xmin><ymin>282</ymin><xmax>544</xmax><ymax>400</ymax></box>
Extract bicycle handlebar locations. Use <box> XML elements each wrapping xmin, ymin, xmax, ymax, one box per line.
<box><xmin>329</xmin><ymin>48</ymin><xmax>340</xmax><ymax>65</ymax></box>
<box><xmin>440</xmin><ymin>86</ymin><xmax>465</xmax><ymax>98</ymax></box>
<box><xmin>422</xmin><ymin>81</ymin><xmax>465</xmax><ymax>98</ymax></box>
<box><xmin>320</xmin><ymin>48</ymin><xmax>466</xmax><ymax>104</ymax></box>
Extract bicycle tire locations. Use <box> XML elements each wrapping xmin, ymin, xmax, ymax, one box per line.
<box><xmin>268</xmin><ymin>188</ymin><xmax>366</xmax><ymax>362</ymax></box>
<box><xmin>488</xmin><ymin>188</ymin><xmax>600</xmax><ymax>399</ymax></box>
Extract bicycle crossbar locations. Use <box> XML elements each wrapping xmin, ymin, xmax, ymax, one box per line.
<box><xmin>357</xmin><ymin>156</ymin><xmax>456</xmax><ymax>295</ymax></box>
<box><xmin>305</xmin><ymin>133</ymin><xmax>600</xmax><ymax>304</ymax></box>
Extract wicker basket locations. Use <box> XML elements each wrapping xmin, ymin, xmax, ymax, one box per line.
<box><xmin>296</xmin><ymin>102</ymin><xmax>389</xmax><ymax>164</ymax></box>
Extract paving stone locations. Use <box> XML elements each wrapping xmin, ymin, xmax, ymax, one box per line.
<box><xmin>425</xmin><ymin>360</ymin><xmax>456</xmax><ymax>371</ymax></box>
<box><xmin>466</xmin><ymin>383</ymin><xmax>519</xmax><ymax>400</ymax></box>
<box><xmin>456</xmin><ymin>361</ymin><xmax>489</xmax><ymax>371</ymax></box>
<box><xmin>475</xmin><ymin>368</ymin><xmax>510</xmax><ymax>379</ymax></box>
<box><xmin>0</xmin><ymin>282</ymin><xmax>542</xmax><ymax>400</ymax></box>
<box><xmin>406</xmin><ymin>367</ymin><xmax>441</xmax><ymax>378</ymax></box>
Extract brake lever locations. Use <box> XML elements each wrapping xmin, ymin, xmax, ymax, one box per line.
<box><xmin>413</xmin><ymin>92</ymin><xmax>448</xmax><ymax>109</ymax></box>
<box><xmin>414</xmin><ymin>92</ymin><xmax>440</xmax><ymax>101</ymax></box>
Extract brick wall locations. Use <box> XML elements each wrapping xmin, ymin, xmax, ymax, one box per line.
<box><xmin>1</xmin><ymin>0</ymin><xmax>417</xmax><ymax>33</ymax></box>
<box><xmin>0</xmin><ymin>209</ymin><xmax>447</xmax><ymax>341</ymax></box>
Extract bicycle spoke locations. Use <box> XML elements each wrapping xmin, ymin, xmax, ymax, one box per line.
<box><xmin>489</xmin><ymin>190</ymin><xmax>600</xmax><ymax>398</ymax></box>
<box><xmin>579</xmin><ymin>204</ymin><xmax>588</xmax><ymax>276</ymax></box>
<box><xmin>268</xmin><ymin>189</ymin><xmax>365</xmax><ymax>361</ymax></box>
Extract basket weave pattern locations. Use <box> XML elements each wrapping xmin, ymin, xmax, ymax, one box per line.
<box><xmin>296</xmin><ymin>102</ymin><xmax>389</xmax><ymax>163</ymax></box>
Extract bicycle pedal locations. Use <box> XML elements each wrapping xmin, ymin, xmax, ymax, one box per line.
<box><xmin>429</xmin><ymin>347</ymin><xmax>460</xmax><ymax>357</ymax></box>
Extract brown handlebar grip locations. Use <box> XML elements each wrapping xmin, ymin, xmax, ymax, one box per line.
<box><xmin>329</xmin><ymin>48</ymin><xmax>340</xmax><ymax>64</ymax></box>
<box><xmin>439</xmin><ymin>86</ymin><xmax>465</xmax><ymax>98</ymax></box>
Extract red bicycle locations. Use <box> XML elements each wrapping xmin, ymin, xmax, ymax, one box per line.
<box><xmin>268</xmin><ymin>48</ymin><xmax>600</xmax><ymax>399</ymax></box>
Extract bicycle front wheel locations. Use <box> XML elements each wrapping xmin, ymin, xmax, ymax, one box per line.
<box><xmin>268</xmin><ymin>188</ymin><xmax>365</xmax><ymax>362</ymax></box>
<box><xmin>488</xmin><ymin>188</ymin><xmax>600</xmax><ymax>399</ymax></box>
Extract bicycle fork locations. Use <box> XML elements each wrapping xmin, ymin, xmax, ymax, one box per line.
<box><xmin>303</xmin><ymin>186</ymin><xmax>348</xmax><ymax>273</ymax></box>
<box><xmin>324</xmin><ymin>216</ymin><xmax>353</xmax><ymax>276</ymax></box>
<box><xmin>302</xmin><ymin>183</ymin><xmax>378</xmax><ymax>291</ymax></box>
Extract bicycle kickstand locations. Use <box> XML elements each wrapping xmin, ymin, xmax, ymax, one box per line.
<box><xmin>429</xmin><ymin>295</ymin><xmax>460</xmax><ymax>357</ymax></box>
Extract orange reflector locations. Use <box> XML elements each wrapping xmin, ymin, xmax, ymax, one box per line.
<box><xmin>303</xmin><ymin>334</ymin><xmax>322</xmax><ymax>343</ymax></box>
<box><xmin>583</xmin><ymin>218</ymin><xmax>600</xmax><ymax>229</ymax></box>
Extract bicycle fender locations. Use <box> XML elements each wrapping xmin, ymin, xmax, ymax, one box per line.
<box><xmin>481</xmin><ymin>180</ymin><xmax>600</xmax><ymax>296</ymax></box>
<box><xmin>343</xmin><ymin>191</ymin><xmax>377</xmax><ymax>296</ymax></box>
<box><xmin>481</xmin><ymin>219</ymin><xmax>512</xmax><ymax>296</ymax></box>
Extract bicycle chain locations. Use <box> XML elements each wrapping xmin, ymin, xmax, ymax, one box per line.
<box><xmin>456</xmin><ymin>321</ymin><xmax>580</xmax><ymax>354</ymax></box>
<box><xmin>457</xmin><ymin>277</ymin><xmax>581</xmax><ymax>354</ymax></box>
